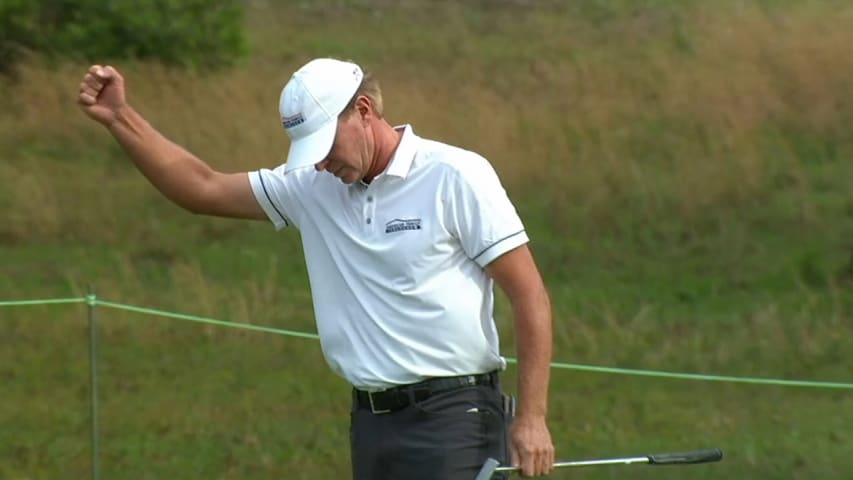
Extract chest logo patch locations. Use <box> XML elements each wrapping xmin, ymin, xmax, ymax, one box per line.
<box><xmin>385</xmin><ymin>218</ymin><xmax>422</xmax><ymax>234</ymax></box>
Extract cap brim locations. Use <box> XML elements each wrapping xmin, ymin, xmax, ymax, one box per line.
<box><xmin>284</xmin><ymin>119</ymin><xmax>337</xmax><ymax>172</ymax></box>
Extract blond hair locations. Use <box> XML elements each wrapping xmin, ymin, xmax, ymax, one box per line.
<box><xmin>342</xmin><ymin>70</ymin><xmax>384</xmax><ymax>118</ymax></box>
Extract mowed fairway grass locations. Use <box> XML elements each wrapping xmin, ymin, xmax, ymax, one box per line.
<box><xmin>1</xmin><ymin>1</ymin><xmax>852</xmax><ymax>478</ymax></box>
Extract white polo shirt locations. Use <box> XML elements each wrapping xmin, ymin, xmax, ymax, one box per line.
<box><xmin>248</xmin><ymin>125</ymin><xmax>528</xmax><ymax>390</ymax></box>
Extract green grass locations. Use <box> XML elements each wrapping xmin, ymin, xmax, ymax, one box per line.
<box><xmin>2</xmin><ymin>0</ymin><xmax>852</xmax><ymax>478</ymax></box>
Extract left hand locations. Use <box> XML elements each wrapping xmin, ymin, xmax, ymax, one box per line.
<box><xmin>510</xmin><ymin>413</ymin><xmax>555</xmax><ymax>477</ymax></box>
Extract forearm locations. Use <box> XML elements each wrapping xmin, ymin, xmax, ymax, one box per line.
<box><xmin>108</xmin><ymin>105</ymin><xmax>217</xmax><ymax>213</ymax></box>
<box><xmin>512</xmin><ymin>285</ymin><xmax>552</xmax><ymax>420</ymax></box>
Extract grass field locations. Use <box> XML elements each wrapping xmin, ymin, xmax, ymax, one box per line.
<box><xmin>2</xmin><ymin>1</ymin><xmax>852</xmax><ymax>478</ymax></box>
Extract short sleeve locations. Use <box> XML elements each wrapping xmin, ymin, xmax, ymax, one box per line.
<box><xmin>445</xmin><ymin>155</ymin><xmax>529</xmax><ymax>267</ymax></box>
<box><xmin>248</xmin><ymin>165</ymin><xmax>295</xmax><ymax>230</ymax></box>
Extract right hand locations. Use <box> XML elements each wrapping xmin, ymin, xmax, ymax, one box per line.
<box><xmin>77</xmin><ymin>65</ymin><xmax>127</xmax><ymax>126</ymax></box>
<box><xmin>510</xmin><ymin>413</ymin><xmax>555</xmax><ymax>477</ymax></box>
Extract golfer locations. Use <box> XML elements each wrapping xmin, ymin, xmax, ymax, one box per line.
<box><xmin>78</xmin><ymin>58</ymin><xmax>555</xmax><ymax>479</ymax></box>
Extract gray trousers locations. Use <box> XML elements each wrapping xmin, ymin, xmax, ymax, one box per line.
<box><xmin>350</xmin><ymin>382</ymin><xmax>512</xmax><ymax>480</ymax></box>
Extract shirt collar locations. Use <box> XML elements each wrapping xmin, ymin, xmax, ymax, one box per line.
<box><xmin>384</xmin><ymin>124</ymin><xmax>418</xmax><ymax>179</ymax></box>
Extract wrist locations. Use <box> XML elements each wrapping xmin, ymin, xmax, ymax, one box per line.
<box><xmin>514</xmin><ymin>408</ymin><xmax>547</xmax><ymax>423</ymax></box>
<box><xmin>106</xmin><ymin>104</ymin><xmax>134</xmax><ymax>131</ymax></box>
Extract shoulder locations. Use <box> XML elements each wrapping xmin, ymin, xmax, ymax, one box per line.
<box><xmin>415</xmin><ymin>137</ymin><xmax>498</xmax><ymax>182</ymax></box>
<box><xmin>252</xmin><ymin>163</ymin><xmax>341</xmax><ymax>203</ymax></box>
<box><xmin>267</xmin><ymin>163</ymin><xmax>336</xmax><ymax>188</ymax></box>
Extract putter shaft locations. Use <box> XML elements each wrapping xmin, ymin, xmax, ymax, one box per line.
<box><xmin>495</xmin><ymin>455</ymin><xmax>650</xmax><ymax>472</ymax></box>
<box><xmin>476</xmin><ymin>448</ymin><xmax>723</xmax><ymax>479</ymax></box>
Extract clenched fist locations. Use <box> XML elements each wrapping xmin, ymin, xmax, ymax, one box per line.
<box><xmin>77</xmin><ymin>65</ymin><xmax>127</xmax><ymax>126</ymax></box>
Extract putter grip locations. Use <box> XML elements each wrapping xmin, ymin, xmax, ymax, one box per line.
<box><xmin>648</xmin><ymin>449</ymin><xmax>723</xmax><ymax>465</ymax></box>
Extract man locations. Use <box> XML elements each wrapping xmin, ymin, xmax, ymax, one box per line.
<box><xmin>78</xmin><ymin>58</ymin><xmax>555</xmax><ymax>479</ymax></box>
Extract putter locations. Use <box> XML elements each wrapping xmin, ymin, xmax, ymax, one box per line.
<box><xmin>474</xmin><ymin>448</ymin><xmax>723</xmax><ymax>480</ymax></box>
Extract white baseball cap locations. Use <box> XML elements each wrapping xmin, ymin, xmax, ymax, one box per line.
<box><xmin>279</xmin><ymin>58</ymin><xmax>364</xmax><ymax>171</ymax></box>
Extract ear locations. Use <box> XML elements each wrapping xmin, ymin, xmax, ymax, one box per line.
<box><xmin>355</xmin><ymin>96</ymin><xmax>374</xmax><ymax>123</ymax></box>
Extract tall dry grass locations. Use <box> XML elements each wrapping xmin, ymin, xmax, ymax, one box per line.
<box><xmin>2</xmin><ymin>2</ymin><xmax>850</xmax><ymax>245</ymax></box>
<box><xmin>1</xmin><ymin>2</ymin><xmax>850</xmax><ymax>312</ymax></box>
<box><xmin>2</xmin><ymin>6</ymin><xmax>852</xmax><ymax>478</ymax></box>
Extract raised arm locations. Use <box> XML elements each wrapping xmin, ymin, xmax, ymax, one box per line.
<box><xmin>77</xmin><ymin>65</ymin><xmax>267</xmax><ymax>220</ymax></box>
<box><xmin>485</xmin><ymin>244</ymin><xmax>555</xmax><ymax>477</ymax></box>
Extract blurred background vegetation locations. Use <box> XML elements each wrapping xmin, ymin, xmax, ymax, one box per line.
<box><xmin>0</xmin><ymin>0</ymin><xmax>245</xmax><ymax>72</ymax></box>
<box><xmin>1</xmin><ymin>0</ymin><xmax>851</xmax><ymax>479</ymax></box>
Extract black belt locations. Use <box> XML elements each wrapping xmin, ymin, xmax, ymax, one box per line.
<box><xmin>353</xmin><ymin>371</ymin><xmax>499</xmax><ymax>414</ymax></box>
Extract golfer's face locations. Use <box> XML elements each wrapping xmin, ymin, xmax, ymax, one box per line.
<box><xmin>315</xmin><ymin>112</ymin><xmax>369</xmax><ymax>184</ymax></box>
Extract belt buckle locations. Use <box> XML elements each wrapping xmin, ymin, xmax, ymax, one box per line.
<box><xmin>368</xmin><ymin>391</ymin><xmax>391</xmax><ymax>414</ymax></box>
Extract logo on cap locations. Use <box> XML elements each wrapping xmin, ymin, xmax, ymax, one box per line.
<box><xmin>282</xmin><ymin>113</ymin><xmax>305</xmax><ymax>129</ymax></box>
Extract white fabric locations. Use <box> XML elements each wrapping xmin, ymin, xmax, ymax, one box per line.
<box><xmin>279</xmin><ymin>58</ymin><xmax>363</xmax><ymax>171</ymax></box>
<box><xmin>249</xmin><ymin>126</ymin><xmax>528</xmax><ymax>389</ymax></box>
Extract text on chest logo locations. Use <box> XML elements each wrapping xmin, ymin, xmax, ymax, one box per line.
<box><xmin>385</xmin><ymin>218</ymin><xmax>422</xmax><ymax>234</ymax></box>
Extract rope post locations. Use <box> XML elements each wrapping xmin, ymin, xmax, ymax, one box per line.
<box><xmin>86</xmin><ymin>288</ymin><xmax>100</xmax><ymax>480</ymax></box>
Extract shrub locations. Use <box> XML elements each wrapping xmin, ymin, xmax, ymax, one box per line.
<box><xmin>0</xmin><ymin>0</ymin><xmax>40</xmax><ymax>72</ymax></box>
<box><xmin>0</xmin><ymin>0</ymin><xmax>246</xmax><ymax>73</ymax></box>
